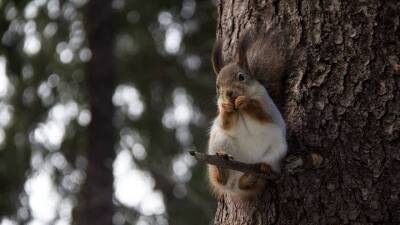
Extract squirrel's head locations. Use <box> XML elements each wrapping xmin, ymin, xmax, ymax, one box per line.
<box><xmin>211</xmin><ymin>34</ymin><xmax>265</xmax><ymax>103</ymax></box>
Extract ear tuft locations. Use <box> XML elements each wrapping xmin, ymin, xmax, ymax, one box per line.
<box><xmin>236</xmin><ymin>32</ymin><xmax>254</xmax><ymax>73</ymax></box>
<box><xmin>211</xmin><ymin>40</ymin><xmax>224</xmax><ymax>75</ymax></box>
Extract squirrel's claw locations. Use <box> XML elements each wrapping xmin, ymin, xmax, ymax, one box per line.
<box><xmin>259</xmin><ymin>163</ymin><xmax>271</xmax><ymax>174</ymax></box>
<box><xmin>216</xmin><ymin>152</ymin><xmax>234</xmax><ymax>160</ymax></box>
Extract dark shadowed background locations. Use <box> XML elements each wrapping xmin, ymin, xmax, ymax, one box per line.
<box><xmin>0</xmin><ymin>0</ymin><xmax>217</xmax><ymax>224</ymax></box>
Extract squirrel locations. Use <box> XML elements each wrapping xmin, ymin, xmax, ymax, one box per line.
<box><xmin>207</xmin><ymin>31</ymin><xmax>288</xmax><ymax>199</ymax></box>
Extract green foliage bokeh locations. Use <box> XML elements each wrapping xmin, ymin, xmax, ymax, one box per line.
<box><xmin>0</xmin><ymin>0</ymin><xmax>217</xmax><ymax>224</ymax></box>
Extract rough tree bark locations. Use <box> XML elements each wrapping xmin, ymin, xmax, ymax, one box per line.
<box><xmin>76</xmin><ymin>0</ymin><xmax>115</xmax><ymax>225</ymax></box>
<box><xmin>214</xmin><ymin>0</ymin><xmax>400</xmax><ymax>224</ymax></box>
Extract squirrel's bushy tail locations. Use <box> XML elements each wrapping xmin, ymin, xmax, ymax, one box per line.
<box><xmin>240</xmin><ymin>29</ymin><xmax>289</xmax><ymax>106</ymax></box>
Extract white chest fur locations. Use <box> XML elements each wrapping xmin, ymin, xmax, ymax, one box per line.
<box><xmin>208</xmin><ymin>83</ymin><xmax>288</xmax><ymax>174</ymax></box>
<box><xmin>209</xmin><ymin>112</ymin><xmax>286</xmax><ymax>171</ymax></box>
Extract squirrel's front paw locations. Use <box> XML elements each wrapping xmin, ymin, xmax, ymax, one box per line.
<box><xmin>235</xmin><ymin>96</ymin><xmax>249</xmax><ymax>110</ymax></box>
<box><xmin>221</xmin><ymin>102</ymin><xmax>234</xmax><ymax>113</ymax></box>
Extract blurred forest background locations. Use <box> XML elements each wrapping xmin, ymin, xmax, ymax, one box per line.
<box><xmin>0</xmin><ymin>0</ymin><xmax>217</xmax><ymax>224</ymax></box>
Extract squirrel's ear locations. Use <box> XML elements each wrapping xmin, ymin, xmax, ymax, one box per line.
<box><xmin>211</xmin><ymin>40</ymin><xmax>224</xmax><ymax>75</ymax></box>
<box><xmin>236</xmin><ymin>32</ymin><xmax>253</xmax><ymax>73</ymax></box>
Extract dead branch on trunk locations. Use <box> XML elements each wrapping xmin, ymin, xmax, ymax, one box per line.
<box><xmin>189</xmin><ymin>151</ymin><xmax>323</xmax><ymax>181</ymax></box>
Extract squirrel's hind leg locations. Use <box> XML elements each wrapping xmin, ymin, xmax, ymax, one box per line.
<box><xmin>208</xmin><ymin>165</ymin><xmax>229</xmax><ymax>185</ymax></box>
<box><xmin>238</xmin><ymin>173</ymin><xmax>258</xmax><ymax>190</ymax></box>
<box><xmin>208</xmin><ymin>165</ymin><xmax>230</xmax><ymax>197</ymax></box>
<box><xmin>238</xmin><ymin>173</ymin><xmax>266</xmax><ymax>199</ymax></box>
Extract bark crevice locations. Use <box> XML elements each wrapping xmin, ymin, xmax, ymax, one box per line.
<box><xmin>213</xmin><ymin>0</ymin><xmax>400</xmax><ymax>224</ymax></box>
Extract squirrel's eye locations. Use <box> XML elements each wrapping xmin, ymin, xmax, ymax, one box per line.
<box><xmin>216</xmin><ymin>85</ymin><xmax>220</xmax><ymax>93</ymax></box>
<box><xmin>238</xmin><ymin>73</ymin><xmax>246</xmax><ymax>81</ymax></box>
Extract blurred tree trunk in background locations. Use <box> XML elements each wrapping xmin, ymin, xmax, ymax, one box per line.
<box><xmin>76</xmin><ymin>0</ymin><xmax>115</xmax><ymax>225</ymax></box>
<box><xmin>214</xmin><ymin>0</ymin><xmax>399</xmax><ymax>224</ymax></box>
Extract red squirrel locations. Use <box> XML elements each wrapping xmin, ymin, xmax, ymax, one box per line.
<box><xmin>208</xmin><ymin>32</ymin><xmax>288</xmax><ymax>199</ymax></box>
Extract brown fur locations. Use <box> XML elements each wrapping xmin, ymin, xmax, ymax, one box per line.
<box><xmin>208</xmin><ymin>150</ymin><xmax>231</xmax><ymax>197</ymax></box>
<box><xmin>243</xmin><ymin>30</ymin><xmax>288</xmax><ymax>106</ymax></box>
<box><xmin>212</xmin><ymin>30</ymin><xmax>288</xmax><ymax>107</ymax></box>
<box><xmin>259</xmin><ymin>162</ymin><xmax>272</xmax><ymax>174</ymax></box>
<box><xmin>209</xmin><ymin>165</ymin><xmax>266</xmax><ymax>199</ymax></box>
<box><xmin>235</xmin><ymin>96</ymin><xmax>272</xmax><ymax>123</ymax></box>
<box><xmin>238</xmin><ymin>173</ymin><xmax>266</xmax><ymax>200</ymax></box>
<box><xmin>237</xmin><ymin>162</ymin><xmax>271</xmax><ymax>198</ymax></box>
<box><xmin>211</xmin><ymin>40</ymin><xmax>224</xmax><ymax>75</ymax></box>
<box><xmin>208</xmin><ymin>165</ymin><xmax>228</xmax><ymax>197</ymax></box>
<box><xmin>216</xmin><ymin>63</ymin><xmax>247</xmax><ymax>96</ymax></box>
<box><xmin>208</xmin><ymin>165</ymin><xmax>229</xmax><ymax>184</ymax></box>
<box><xmin>209</xmin><ymin>30</ymin><xmax>287</xmax><ymax>199</ymax></box>
<box><xmin>238</xmin><ymin>173</ymin><xmax>258</xmax><ymax>190</ymax></box>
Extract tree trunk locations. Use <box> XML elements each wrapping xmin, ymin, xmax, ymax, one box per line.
<box><xmin>214</xmin><ymin>1</ymin><xmax>400</xmax><ymax>224</ymax></box>
<box><xmin>76</xmin><ymin>1</ymin><xmax>115</xmax><ymax>225</ymax></box>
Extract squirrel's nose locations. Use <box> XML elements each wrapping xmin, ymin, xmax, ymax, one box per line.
<box><xmin>226</xmin><ymin>90</ymin><xmax>234</xmax><ymax>100</ymax></box>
